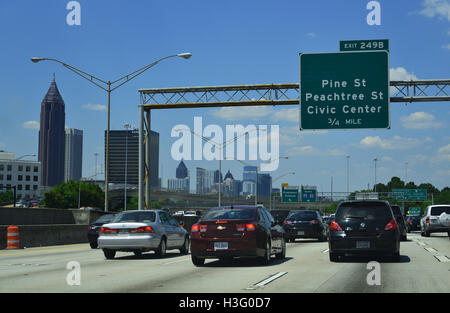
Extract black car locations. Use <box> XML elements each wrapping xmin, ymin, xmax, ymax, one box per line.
<box><xmin>88</xmin><ymin>214</ymin><xmax>116</xmax><ymax>249</ymax></box>
<box><xmin>390</xmin><ymin>205</ymin><xmax>407</xmax><ymax>241</ymax></box>
<box><xmin>190</xmin><ymin>205</ymin><xmax>286</xmax><ymax>266</ymax></box>
<box><xmin>269</xmin><ymin>209</ymin><xmax>291</xmax><ymax>226</ymax></box>
<box><xmin>329</xmin><ymin>200</ymin><xmax>400</xmax><ymax>262</ymax></box>
<box><xmin>406</xmin><ymin>215</ymin><xmax>421</xmax><ymax>232</ymax></box>
<box><xmin>283</xmin><ymin>210</ymin><xmax>327</xmax><ymax>242</ymax></box>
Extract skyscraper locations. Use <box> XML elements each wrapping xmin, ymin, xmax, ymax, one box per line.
<box><xmin>176</xmin><ymin>160</ymin><xmax>188</xmax><ymax>179</ymax></box>
<box><xmin>64</xmin><ymin>128</ymin><xmax>83</xmax><ymax>182</ymax></box>
<box><xmin>106</xmin><ymin>129</ymin><xmax>159</xmax><ymax>188</ymax></box>
<box><xmin>38</xmin><ymin>75</ymin><xmax>66</xmax><ymax>187</ymax></box>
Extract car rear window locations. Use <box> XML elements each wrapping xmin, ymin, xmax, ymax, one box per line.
<box><xmin>112</xmin><ymin>211</ymin><xmax>156</xmax><ymax>223</ymax></box>
<box><xmin>390</xmin><ymin>205</ymin><xmax>402</xmax><ymax>216</ymax></box>
<box><xmin>336</xmin><ymin>202</ymin><xmax>392</xmax><ymax>220</ymax></box>
<box><xmin>430</xmin><ymin>206</ymin><xmax>450</xmax><ymax>216</ymax></box>
<box><xmin>202</xmin><ymin>209</ymin><xmax>256</xmax><ymax>221</ymax></box>
<box><xmin>94</xmin><ymin>214</ymin><xmax>115</xmax><ymax>224</ymax></box>
<box><xmin>287</xmin><ymin>211</ymin><xmax>317</xmax><ymax>220</ymax></box>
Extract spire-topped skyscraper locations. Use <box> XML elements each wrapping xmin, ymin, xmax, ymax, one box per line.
<box><xmin>38</xmin><ymin>74</ymin><xmax>66</xmax><ymax>187</ymax></box>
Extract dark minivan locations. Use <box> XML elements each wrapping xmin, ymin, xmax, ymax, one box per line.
<box><xmin>329</xmin><ymin>200</ymin><xmax>400</xmax><ymax>262</ymax></box>
<box><xmin>190</xmin><ymin>205</ymin><xmax>286</xmax><ymax>266</ymax></box>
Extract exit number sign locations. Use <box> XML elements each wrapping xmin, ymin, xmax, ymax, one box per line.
<box><xmin>340</xmin><ymin>39</ymin><xmax>389</xmax><ymax>52</ymax></box>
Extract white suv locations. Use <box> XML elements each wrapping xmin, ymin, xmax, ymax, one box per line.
<box><xmin>420</xmin><ymin>205</ymin><xmax>450</xmax><ymax>237</ymax></box>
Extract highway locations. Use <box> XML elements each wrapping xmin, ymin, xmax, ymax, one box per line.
<box><xmin>0</xmin><ymin>232</ymin><xmax>449</xmax><ymax>293</ymax></box>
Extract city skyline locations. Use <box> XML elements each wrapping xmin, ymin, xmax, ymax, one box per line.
<box><xmin>0</xmin><ymin>0</ymin><xmax>448</xmax><ymax>192</ymax></box>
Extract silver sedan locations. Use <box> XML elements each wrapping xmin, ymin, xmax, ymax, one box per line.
<box><xmin>98</xmin><ymin>210</ymin><xmax>189</xmax><ymax>259</ymax></box>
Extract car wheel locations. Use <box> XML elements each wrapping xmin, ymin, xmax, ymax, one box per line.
<box><xmin>275</xmin><ymin>238</ymin><xmax>286</xmax><ymax>260</ymax></box>
<box><xmin>329</xmin><ymin>252</ymin><xmax>340</xmax><ymax>262</ymax></box>
<box><xmin>155</xmin><ymin>237</ymin><xmax>167</xmax><ymax>257</ymax></box>
<box><xmin>259</xmin><ymin>240</ymin><xmax>271</xmax><ymax>265</ymax></box>
<box><xmin>191</xmin><ymin>255</ymin><xmax>205</xmax><ymax>267</ymax></box>
<box><xmin>89</xmin><ymin>241</ymin><xmax>98</xmax><ymax>249</ymax></box>
<box><xmin>448</xmin><ymin>231</ymin><xmax>450</xmax><ymax>237</ymax></box>
<box><xmin>103</xmin><ymin>249</ymin><xmax>116</xmax><ymax>260</ymax></box>
<box><xmin>179</xmin><ymin>236</ymin><xmax>190</xmax><ymax>254</ymax></box>
<box><xmin>424</xmin><ymin>230</ymin><xmax>430</xmax><ymax>237</ymax></box>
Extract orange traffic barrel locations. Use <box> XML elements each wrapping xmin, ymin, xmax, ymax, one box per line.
<box><xmin>7</xmin><ymin>225</ymin><xmax>20</xmax><ymax>249</ymax></box>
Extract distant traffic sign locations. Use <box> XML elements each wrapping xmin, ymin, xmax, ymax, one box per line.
<box><xmin>299</xmin><ymin>51</ymin><xmax>390</xmax><ymax>130</ymax></box>
<box><xmin>301</xmin><ymin>186</ymin><xmax>317</xmax><ymax>203</ymax></box>
<box><xmin>340</xmin><ymin>39</ymin><xmax>389</xmax><ymax>52</ymax></box>
<box><xmin>407</xmin><ymin>207</ymin><xmax>421</xmax><ymax>216</ymax></box>
<box><xmin>392</xmin><ymin>189</ymin><xmax>427</xmax><ymax>201</ymax></box>
<box><xmin>282</xmin><ymin>186</ymin><xmax>299</xmax><ymax>203</ymax></box>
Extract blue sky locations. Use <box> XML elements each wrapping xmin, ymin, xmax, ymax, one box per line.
<box><xmin>0</xmin><ymin>0</ymin><xmax>449</xmax><ymax>192</ymax></box>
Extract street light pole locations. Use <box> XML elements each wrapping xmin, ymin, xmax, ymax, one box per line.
<box><xmin>373</xmin><ymin>157</ymin><xmax>378</xmax><ymax>192</ymax></box>
<box><xmin>124</xmin><ymin>123</ymin><xmax>132</xmax><ymax>210</ymax></box>
<box><xmin>270</xmin><ymin>171</ymin><xmax>295</xmax><ymax>210</ymax></box>
<box><xmin>346</xmin><ymin>155</ymin><xmax>350</xmax><ymax>195</ymax></box>
<box><xmin>31</xmin><ymin>53</ymin><xmax>192</xmax><ymax>212</ymax></box>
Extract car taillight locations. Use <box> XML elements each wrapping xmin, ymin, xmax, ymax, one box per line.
<box><xmin>200</xmin><ymin>225</ymin><xmax>208</xmax><ymax>233</ymax></box>
<box><xmin>130</xmin><ymin>226</ymin><xmax>153</xmax><ymax>233</ymax></box>
<box><xmin>100</xmin><ymin>227</ymin><xmax>117</xmax><ymax>233</ymax></box>
<box><xmin>408</xmin><ymin>221</ymin><xmax>412</xmax><ymax>224</ymax></box>
<box><xmin>384</xmin><ymin>219</ymin><xmax>398</xmax><ymax>231</ymax></box>
<box><xmin>426</xmin><ymin>217</ymin><xmax>430</xmax><ymax>224</ymax></box>
<box><xmin>245</xmin><ymin>224</ymin><xmax>256</xmax><ymax>231</ymax></box>
<box><xmin>88</xmin><ymin>226</ymin><xmax>93</xmax><ymax>231</ymax></box>
<box><xmin>191</xmin><ymin>224</ymin><xmax>199</xmax><ymax>232</ymax></box>
<box><xmin>330</xmin><ymin>221</ymin><xmax>343</xmax><ymax>231</ymax></box>
<box><xmin>310</xmin><ymin>219</ymin><xmax>320</xmax><ymax>225</ymax></box>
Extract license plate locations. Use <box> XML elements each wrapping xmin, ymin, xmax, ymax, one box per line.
<box><xmin>356</xmin><ymin>241</ymin><xmax>370</xmax><ymax>249</ymax></box>
<box><xmin>214</xmin><ymin>242</ymin><xmax>228</xmax><ymax>250</ymax></box>
<box><xmin>297</xmin><ymin>231</ymin><xmax>305</xmax><ymax>235</ymax></box>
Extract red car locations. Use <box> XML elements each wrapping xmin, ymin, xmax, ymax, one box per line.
<box><xmin>190</xmin><ymin>205</ymin><xmax>286</xmax><ymax>266</ymax></box>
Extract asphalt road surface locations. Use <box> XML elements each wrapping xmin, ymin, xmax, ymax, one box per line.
<box><xmin>0</xmin><ymin>232</ymin><xmax>449</xmax><ymax>293</ymax></box>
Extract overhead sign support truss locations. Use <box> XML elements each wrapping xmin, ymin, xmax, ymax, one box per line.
<box><xmin>137</xmin><ymin>79</ymin><xmax>450</xmax><ymax>210</ymax></box>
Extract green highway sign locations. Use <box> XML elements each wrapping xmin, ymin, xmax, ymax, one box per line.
<box><xmin>392</xmin><ymin>189</ymin><xmax>427</xmax><ymax>201</ymax></box>
<box><xmin>299</xmin><ymin>51</ymin><xmax>390</xmax><ymax>130</ymax></box>
<box><xmin>340</xmin><ymin>39</ymin><xmax>389</xmax><ymax>52</ymax></box>
<box><xmin>282</xmin><ymin>186</ymin><xmax>299</xmax><ymax>203</ymax></box>
<box><xmin>407</xmin><ymin>207</ymin><xmax>421</xmax><ymax>216</ymax></box>
<box><xmin>301</xmin><ymin>186</ymin><xmax>317</xmax><ymax>203</ymax></box>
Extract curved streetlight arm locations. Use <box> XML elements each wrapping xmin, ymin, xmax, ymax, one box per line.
<box><xmin>273</xmin><ymin>171</ymin><xmax>295</xmax><ymax>183</ymax></box>
<box><xmin>32</xmin><ymin>58</ymin><xmax>109</xmax><ymax>91</ymax></box>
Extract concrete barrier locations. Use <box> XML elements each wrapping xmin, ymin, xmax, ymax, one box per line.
<box><xmin>0</xmin><ymin>224</ymin><xmax>88</xmax><ymax>249</ymax></box>
<box><xmin>0</xmin><ymin>207</ymin><xmax>105</xmax><ymax>226</ymax></box>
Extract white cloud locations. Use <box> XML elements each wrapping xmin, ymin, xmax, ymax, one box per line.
<box><xmin>442</xmin><ymin>43</ymin><xmax>450</xmax><ymax>50</ymax></box>
<box><xmin>400</xmin><ymin>111</ymin><xmax>444</xmax><ymax>129</ymax></box>
<box><xmin>22</xmin><ymin>120</ymin><xmax>40</xmax><ymax>130</ymax></box>
<box><xmin>438</xmin><ymin>143</ymin><xmax>450</xmax><ymax>153</ymax></box>
<box><xmin>210</xmin><ymin>106</ymin><xmax>272</xmax><ymax>121</ymax></box>
<box><xmin>273</xmin><ymin>108</ymin><xmax>299</xmax><ymax>123</ymax></box>
<box><xmin>306</xmin><ymin>32</ymin><xmax>317</xmax><ymax>37</ymax></box>
<box><xmin>82</xmin><ymin>103</ymin><xmax>107</xmax><ymax>111</ymax></box>
<box><xmin>419</xmin><ymin>0</ymin><xmax>450</xmax><ymax>21</ymax></box>
<box><xmin>359</xmin><ymin>135</ymin><xmax>422</xmax><ymax>150</ymax></box>
<box><xmin>288</xmin><ymin>145</ymin><xmax>345</xmax><ymax>157</ymax></box>
<box><xmin>381</xmin><ymin>156</ymin><xmax>393</xmax><ymax>162</ymax></box>
<box><xmin>390</xmin><ymin>67</ymin><xmax>419</xmax><ymax>81</ymax></box>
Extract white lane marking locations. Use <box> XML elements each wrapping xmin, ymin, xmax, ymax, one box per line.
<box><xmin>322</xmin><ymin>249</ymin><xmax>329</xmax><ymax>254</ymax></box>
<box><xmin>163</xmin><ymin>258</ymin><xmax>190</xmax><ymax>265</ymax></box>
<box><xmin>434</xmin><ymin>255</ymin><xmax>450</xmax><ymax>263</ymax></box>
<box><xmin>254</xmin><ymin>272</ymin><xmax>288</xmax><ymax>287</ymax></box>
<box><xmin>424</xmin><ymin>247</ymin><xmax>438</xmax><ymax>254</ymax></box>
<box><xmin>416</xmin><ymin>241</ymin><xmax>427</xmax><ymax>246</ymax></box>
